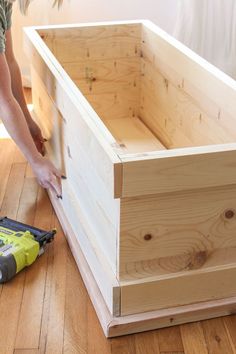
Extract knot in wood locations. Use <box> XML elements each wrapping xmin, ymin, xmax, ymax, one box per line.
<box><xmin>144</xmin><ymin>234</ymin><xmax>152</xmax><ymax>241</ymax></box>
<box><xmin>225</xmin><ymin>209</ymin><xmax>235</xmax><ymax>219</ymax></box>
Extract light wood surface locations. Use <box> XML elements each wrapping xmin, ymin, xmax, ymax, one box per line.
<box><xmin>0</xmin><ymin>127</ymin><xmax>235</xmax><ymax>350</ymax></box>
<box><xmin>23</xmin><ymin>20</ymin><xmax>236</xmax><ymax>340</ymax></box>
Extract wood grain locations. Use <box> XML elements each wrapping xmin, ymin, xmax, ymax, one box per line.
<box><xmin>181</xmin><ymin>322</ymin><xmax>208</xmax><ymax>354</ymax></box>
<box><xmin>202</xmin><ymin>318</ymin><xmax>235</xmax><ymax>354</ymax></box>
<box><xmin>121</xmin><ymin>146</ymin><xmax>236</xmax><ymax>197</ymax></box>
<box><xmin>119</xmin><ymin>184</ymin><xmax>236</xmax><ymax>278</ymax></box>
<box><xmin>0</xmin><ymin>127</ymin><xmax>236</xmax><ymax>350</ymax></box>
<box><xmin>63</xmin><ymin>254</ymin><xmax>88</xmax><ymax>354</ymax></box>
<box><xmin>158</xmin><ymin>326</ymin><xmax>184</xmax><ymax>353</ymax></box>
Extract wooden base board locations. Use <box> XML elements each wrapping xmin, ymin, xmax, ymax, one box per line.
<box><xmin>48</xmin><ymin>189</ymin><xmax>236</xmax><ymax>338</ymax></box>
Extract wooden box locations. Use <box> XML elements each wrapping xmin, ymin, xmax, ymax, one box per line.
<box><xmin>24</xmin><ymin>20</ymin><xmax>236</xmax><ymax>337</ymax></box>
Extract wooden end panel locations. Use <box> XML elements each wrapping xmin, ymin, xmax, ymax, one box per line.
<box><xmin>121</xmin><ymin>148</ymin><xmax>236</xmax><ymax>197</ymax></box>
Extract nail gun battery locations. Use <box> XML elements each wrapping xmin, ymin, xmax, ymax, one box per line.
<box><xmin>0</xmin><ymin>217</ymin><xmax>56</xmax><ymax>283</ymax></box>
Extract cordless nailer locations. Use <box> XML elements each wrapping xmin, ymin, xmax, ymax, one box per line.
<box><xmin>0</xmin><ymin>217</ymin><xmax>56</xmax><ymax>283</ymax></box>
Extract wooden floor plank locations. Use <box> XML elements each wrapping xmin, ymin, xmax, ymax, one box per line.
<box><xmin>202</xmin><ymin>318</ymin><xmax>235</xmax><ymax>354</ymax></box>
<box><xmin>44</xmin><ymin>215</ymin><xmax>68</xmax><ymax>354</ymax></box>
<box><xmin>15</xmin><ymin>179</ymin><xmax>54</xmax><ymax>350</ymax></box>
<box><xmin>38</xmin><ymin>202</ymin><xmax>54</xmax><ymax>354</ymax></box>
<box><xmin>63</xmin><ymin>253</ymin><xmax>88</xmax><ymax>354</ymax></box>
<box><xmin>0</xmin><ymin>161</ymin><xmax>28</xmax><ymax>354</ymax></box>
<box><xmin>87</xmin><ymin>298</ymin><xmax>111</xmax><ymax>354</ymax></box>
<box><xmin>134</xmin><ymin>331</ymin><xmax>160</xmax><ymax>354</ymax></box>
<box><xmin>223</xmin><ymin>315</ymin><xmax>236</xmax><ymax>352</ymax></box>
<box><xmin>157</xmin><ymin>326</ymin><xmax>184</xmax><ymax>353</ymax></box>
<box><xmin>0</xmin><ymin>140</ymin><xmax>15</xmax><ymax>208</ymax></box>
<box><xmin>180</xmin><ymin>322</ymin><xmax>208</xmax><ymax>354</ymax></box>
<box><xmin>0</xmin><ymin>163</ymin><xmax>27</xmax><ymax>218</ymax></box>
<box><xmin>111</xmin><ymin>336</ymin><xmax>136</xmax><ymax>354</ymax></box>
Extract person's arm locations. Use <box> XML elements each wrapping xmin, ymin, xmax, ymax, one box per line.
<box><xmin>5</xmin><ymin>29</ymin><xmax>45</xmax><ymax>154</ymax></box>
<box><xmin>0</xmin><ymin>50</ymin><xmax>62</xmax><ymax>197</ymax></box>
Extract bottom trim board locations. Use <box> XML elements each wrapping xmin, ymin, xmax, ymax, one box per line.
<box><xmin>48</xmin><ymin>189</ymin><xmax>236</xmax><ymax>338</ymax></box>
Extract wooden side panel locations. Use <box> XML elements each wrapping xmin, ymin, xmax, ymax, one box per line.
<box><xmin>121</xmin><ymin>146</ymin><xmax>236</xmax><ymax>197</ymax></box>
<box><xmin>31</xmin><ymin>68</ymin><xmax>65</xmax><ymax>172</ymax></box>
<box><xmin>52</xmin><ymin>181</ymin><xmax>120</xmax><ymax>316</ymax></box>
<box><xmin>120</xmin><ymin>265</ymin><xmax>236</xmax><ymax>315</ymax></box>
<box><xmin>139</xmin><ymin>57</ymin><xmax>235</xmax><ymax>148</ymax></box>
<box><xmin>140</xmin><ymin>22</ymin><xmax>236</xmax><ymax>145</ymax></box>
<box><xmin>24</xmin><ymin>29</ymin><xmax>122</xmax><ymax>198</ymax></box>
<box><xmin>48</xmin><ymin>186</ymin><xmax>120</xmax><ymax>321</ymax></box>
<box><xmin>31</xmin><ymin>67</ymin><xmax>120</xmax><ymax>276</ymax></box>
<box><xmin>119</xmin><ymin>185</ymin><xmax>236</xmax><ymax>279</ymax></box>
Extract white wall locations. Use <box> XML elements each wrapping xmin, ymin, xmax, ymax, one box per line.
<box><xmin>11</xmin><ymin>0</ymin><xmax>178</xmax><ymax>85</ymax></box>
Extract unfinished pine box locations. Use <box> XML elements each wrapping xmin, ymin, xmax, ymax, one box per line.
<box><xmin>24</xmin><ymin>20</ymin><xmax>236</xmax><ymax>337</ymax></box>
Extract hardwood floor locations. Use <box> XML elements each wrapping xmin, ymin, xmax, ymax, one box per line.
<box><xmin>0</xmin><ymin>90</ymin><xmax>235</xmax><ymax>353</ymax></box>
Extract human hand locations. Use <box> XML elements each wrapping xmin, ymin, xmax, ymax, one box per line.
<box><xmin>28</xmin><ymin>119</ymin><xmax>46</xmax><ymax>156</ymax></box>
<box><xmin>31</xmin><ymin>156</ymin><xmax>62</xmax><ymax>198</ymax></box>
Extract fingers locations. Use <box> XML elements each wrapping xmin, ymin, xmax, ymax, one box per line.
<box><xmin>50</xmin><ymin>174</ymin><xmax>62</xmax><ymax>197</ymax></box>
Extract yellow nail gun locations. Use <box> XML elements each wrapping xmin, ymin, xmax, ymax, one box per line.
<box><xmin>0</xmin><ymin>217</ymin><xmax>56</xmax><ymax>283</ymax></box>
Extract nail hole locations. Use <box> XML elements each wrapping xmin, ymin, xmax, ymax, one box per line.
<box><xmin>144</xmin><ymin>234</ymin><xmax>152</xmax><ymax>241</ymax></box>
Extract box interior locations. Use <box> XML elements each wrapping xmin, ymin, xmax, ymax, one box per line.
<box><xmin>38</xmin><ymin>23</ymin><xmax>235</xmax><ymax>156</ymax></box>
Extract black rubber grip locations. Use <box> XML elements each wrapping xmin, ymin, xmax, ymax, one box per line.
<box><xmin>0</xmin><ymin>254</ymin><xmax>17</xmax><ymax>283</ymax></box>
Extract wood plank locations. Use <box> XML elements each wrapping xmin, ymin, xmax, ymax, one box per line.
<box><xmin>69</xmin><ymin>57</ymin><xmax>140</xmax><ymax>94</ymax></box>
<box><xmin>44</xmin><ymin>215</ymin><xmax>67</xmax><ymax>354</ymax></box>
<box><xmin>57</xmin><ymin>180</ymin><xmax>120</xmax><ymax>315</ymax></box>
<box><xmin>0</xmin><ymin>162</ymin><xmax>27</xmax><ymax>354</ymax></box>
<box><xmin>15</xmin><ymin>185</ymin><xmax>54</xmax><ymax>350</ymax></box>
<box><xmin>139</xmin><ymin>92</ymin><xmax>193</xmax><ymax>149</ymax></box>
<box><xmin>64</xmin><ymin>156</ymin><xmax>118</xmax><ymax>273</ymax></box>
<box><xmin>119</xmin><ymin>184</ymin><xmax>236</xmax><ymax>278</ymax></box>
<box><xmin>31</xmin><ymin>68</ymin><xmax>66</xmax><ymax>172</ymax></box>
<box><xmin>111</xmin><ymin>336</ymin><xmax>136</xmax><ymax>354</ymax></box>
<box><xmin>38</xmin><ymin>192</ymin><xmax>55</xmax><ymax>354</ymax></box>
<box><xmin>0</xmin><ymin>140</ymin><xmax>16</xmax><ymax>208</ymax></box>
<box><xmin>121</xmin><ymin>145</ymin><xmax>236</xmax><ymax>197</ymax></box>
<box><xmin>42</xmin><ymin>23</ymin><xmax>141</xmax><ymax>62</ymax></box>
<box><xmin>105</xmin><ymin>117</ymin><xmax>166</xmax><ymax>155</ymax></box>
<box><xmin>31</xmin><ymin>68</ymin><xmax>120</xmax><ymax>272</ymax></box>
<box><xmin>84</xmin><ymin>91</ymin><xmax>139</xmax><ymax>120</ymax></box>
<box><xmin>0</xmin><ymin>163</ymin><xmax>26</xmax><ymax>218</ymax></box>
<box><xmin>140</xmin><ymin>57</ymin><xmax>234</xmax><ymax>148</ymax></box>
<box><xmin>223</xmin><ymin>315</ymin><xmax>236</xmax><ymax>351</ymax></box>
<box><xmin>157</xmin><ymin>327</ymin><xmax>183</xmax><ymax>353</ymax></box>
<box><xmin>87</xmin><ymin>299</ymin><xmax>111</xmax><ymax>354</ymax></box>
<box><xmin>202</xmin><ymin>318</ymin><xmax>235</xmax><ymax>354</ymax></box>
<box><xmin>63</xmin><ymin>253</ymin><xmax>88</xmax><ymax>354</ymax></box>
<box><xmin>180</xmin><ymin>322</ymin><xmax>208</xmax><ymax>354</ymax></box>
<box><xmin>141</xmin><ymin>20</ymin><xmax>236</xmax><ymax>125</ymax></box>
<box><xmin>47</xmin><ymin>187</ymin><xmax>117</xmax><ymax>330</ymax></box>
<box><xmin>27</xmin><ymin>52</ymin><xmax>122</xmax><ymax>197</ymax></box>
<box><xmin>120</xmin><ymin>264</ymin><xmax>236</xmax><ymax>315</ymax></box>
<box><xmin>134</xmin><ymin>331</ymin><xmax>160</xmax><ymax>354</ymax></box>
